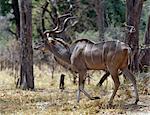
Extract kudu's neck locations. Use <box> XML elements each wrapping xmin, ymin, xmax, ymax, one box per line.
<box><xmin>48</xmin><ymin>41</ymin><xmax>71</xmax><ymax>64</ymax></box>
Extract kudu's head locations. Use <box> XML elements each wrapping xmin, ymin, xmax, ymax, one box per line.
<box><xmin>34</xmin><ymin>15</ymin><xmax>77</xmax><ymax>52</ymax></box>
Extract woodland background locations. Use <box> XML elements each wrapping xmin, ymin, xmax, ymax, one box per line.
<box><xmin>0</xmin><ymin>0</ymin><xmax>150</xmax><ymax>114</ymax></box>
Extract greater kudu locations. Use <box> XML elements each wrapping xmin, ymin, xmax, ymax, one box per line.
<box><xmin>36</xmin><ymin>16</ymin><xmax>139</xmax><ymax>105</ymax></box>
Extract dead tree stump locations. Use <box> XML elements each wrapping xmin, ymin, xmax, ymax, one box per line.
<box><xmin>59</xmin><ymin>74</ymin><xmax>65</xmax><ymax>91</ymax></box>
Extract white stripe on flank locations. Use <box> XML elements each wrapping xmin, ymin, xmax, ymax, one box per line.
<box><xmin>111</xmin><ymin>40</ymin><xmax>119</xmax><ymax>64</ymax></box>
<box><xmin>83</xmin><ymin>41</ymin><xmax>90</xmax><ymax>68</ymax></box>
<box><xmin>102</xmin><ymin>42</ymin><xmax>106</xmax><ymax>64</ymax></box>
<box><xmin>98</xmin><ymin>43</ymin><xmax>103</xmax><ymax>64</ymax></box>
<box><xmin>91</xmin><ymin>43</ymin><xmax>95</xmax><ymax>65</ymax></box>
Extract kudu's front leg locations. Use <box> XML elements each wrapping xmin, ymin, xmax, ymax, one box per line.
<box><xmin>77</xmin><ymin>71</ymin><xmax>92</xmax><ymax>102</ymax></box>
<box><xmin>77</xmin><ymin>71</ymin><xmax>100</xmax><ymax>102</ymax></box>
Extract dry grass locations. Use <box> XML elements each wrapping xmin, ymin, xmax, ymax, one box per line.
<box><xmin>0</xmin><ymin>66</ymin><xmax>150</xmax><ymax>115</ymax></box>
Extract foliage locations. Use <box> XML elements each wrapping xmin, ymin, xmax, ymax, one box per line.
<box><xmin>105</xmin><ymin>0</ymin><xmax>126</xmax><ymax>26</ymax></box>
<box><xmin>0</xmin><ymin>15</ymin><xmax>14</xmax><ymax>47</ymax></box>
<box><xmin>138</xmin><ymin>0</ymin><xmax>150</xmax><ymax>43</ymax></box>
<box><xmin>76</xmin><ymin>30</ymin><xmax>99</xmax><ymax>41</ymax></box>
<box><xmin>0</xmin><ymin>0</ymin><xmax>149</xmax><ymax>42</ymax></box>
<box><xmin>0</xmin><ymin>0</ymin><xmax>11</xmax><ymax>16</ymax></box>
<box><xmin>0</xmin><ymin>0</ymin><xmax>126</xmax><ymax>34</ymax></box>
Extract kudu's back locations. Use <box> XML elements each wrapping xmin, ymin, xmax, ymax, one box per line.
<box><xmin>71</xmin><ymin>39</ymin><xmax>131</xmax><ymax>71</ymax></box>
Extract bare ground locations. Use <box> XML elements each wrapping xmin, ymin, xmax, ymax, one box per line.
<box><xmin>0</xmin><ymin>69</ymin><xmax>150</xmax><ymax>115</ymax></box>
<box><xmin>0</xmin><ymin>87</ymin><xmax>150</xmax><ymax>115</ymax></box>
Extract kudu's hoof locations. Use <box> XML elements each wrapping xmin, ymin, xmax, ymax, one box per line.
<box><xmin>91</xmin><ymin>96</ymin><xmax>100</xmax><ymax>100</ymax></box>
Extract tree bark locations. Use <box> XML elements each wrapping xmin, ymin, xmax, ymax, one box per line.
<box><xmin>94</xmin><ymin>0</ymin><xmax>105</xmax><ymax>41</ymax></box>
<box><xmin>18</xmin><ymin>0</ymin><xmax>34</xmax><ymax>90</ymax></box>
<box><xmin>125</xmin><ymin>0</ymin><xmax>144</xmax><ymax>72</ymax></box>
<box><xmin>139</xmin><ymin>15</ymin><xmax>150</xmax><ymax>70</ymax></box>
<box><xmin>12</xmin><ymin>0</ymin><xmax>20</xmax><ymax>39</ymax></box>
<box><xmin>144</xmin><ymin>15</ymin><xmax>150</xmax><ymax>45</ymax></box>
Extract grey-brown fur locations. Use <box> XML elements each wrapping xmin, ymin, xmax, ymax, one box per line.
<box><xmin>38</xmin><ymin>37</ymin><xmax>139</xmax><ymax>105</ymax></box>
<box><xmin>36</xmin><ymin>16</ymin><xmax>139</xmax><ymax>105</ymax></box>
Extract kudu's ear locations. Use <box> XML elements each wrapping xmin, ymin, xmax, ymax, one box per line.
<box><xmin>48</xmin><ymin>36</ymin><xmax>54</xmax><ymax>41</ymax></box>
<box><xmin>44</xmin><ymin>31</ymin><xmax>50</xmax><ymax>38</ymax></box>
<box><xmin>43</xmin><ymin>30</ymin><xmax>54</xmax><ymax>38</ymax></box>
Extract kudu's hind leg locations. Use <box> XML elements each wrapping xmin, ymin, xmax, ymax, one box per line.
<box><xmin>97</xmin><ymin>71</ymin><xmax>122</xmax><ymax>87</ymax></box>
<box><xmin>97</xmin><ymin>71</ymin><xmax>110</xmax><ymax>86</ymax></box>
<box><xmin>122</xmin><ymin>68</ymin><xmax>139</xmax><ymax>104</ymax></box>
<box><xmin>108</xmin><ymin>69</ymin><xmax>120</xmax><ymax>105</ymax></box>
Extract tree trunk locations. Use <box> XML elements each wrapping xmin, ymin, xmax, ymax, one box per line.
<box><xmin>12</xmin><ymin>0</ymin><xmax>20</xmax><ymax>39</ymax></box>
<box><xmin>59</xmin><ymin>74</ymin><xmax>65</xmax><ymax>91</ymax></box>
<box><xmin>125</xmin><ymin>0</ymin><xmax>144</xmax><ymax>72</ymax></box>
<box><xmin>18</xmin><ymin>0</ymin><xmax>34</xmax><ymax>90</ymax></box>
<box><xmin>94</xmin><ymin>0</ymin><xmax>105</xmax><ymax>41</ymax></box>
<box><xmin>144</xmin><ymin>15</ymin><xmax>150</xmax><ymax>45</ymax></box>
<box><xmin>139</xmin><ymin>15</ymin><xmax>150</xmax><ymax>70</ymax></box>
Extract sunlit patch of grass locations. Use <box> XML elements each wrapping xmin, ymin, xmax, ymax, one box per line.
<box><xmin>0</xmin><ymin>69</ymin><xmax>16</xmax><ymax>89</ymax></box>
